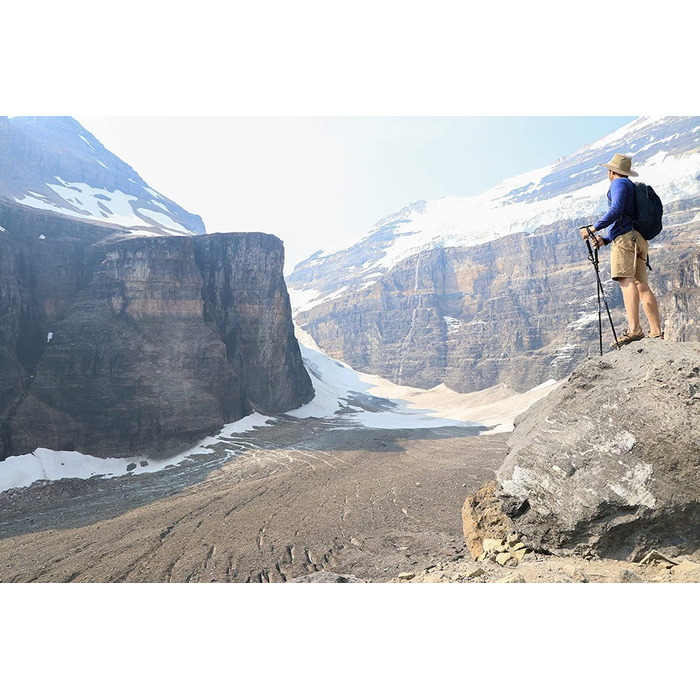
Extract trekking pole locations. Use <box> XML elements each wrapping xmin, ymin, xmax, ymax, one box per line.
<box><xmin>585</xmin><ymin>236</ymin><xmax>620</xmax><ymax>354</ymax></box>
<box><xmin>594</xmin><ymin>249</ymin><xmax>603</xmax><ymax>356</ymax></box>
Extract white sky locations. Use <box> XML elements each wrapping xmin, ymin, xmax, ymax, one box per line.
<box><xmin>75</xmin><ymin>116</ymin><xmax>634</xmax><ymax>272</ymax></box>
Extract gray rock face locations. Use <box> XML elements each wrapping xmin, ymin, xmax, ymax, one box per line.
<box><xmin>484</xmin><ymin>340</ymin><xmax>700</xmax><ymax>560</ymax></box>
<box><xmin>0</xmin><ymin>200</ymin><xmax>313</xmax><ymax>460</ymax></box>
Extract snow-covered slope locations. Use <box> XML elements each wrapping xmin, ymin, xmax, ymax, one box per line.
<box><xmin>289</xmin><ymin>327</ymin><xmax>562</xmax><ymax>432</ymax></box>
<box><xmin>0</xmin><ymin>116</ymin><xmax>205</xmax><ymax>236</ymax></box>
<box><xmin>289</xmin><ymin>116</ymin><xmax>700</xmax><ymax>311</ymax></box>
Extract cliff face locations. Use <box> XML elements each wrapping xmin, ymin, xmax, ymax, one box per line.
<box><xmin>296</xmin><ymin>215</ymin><xmax>700</xmax><ymax>393</ymax></box>
<box><xmin>0</xmin><ymin>200</ymin><xmax>313</xmax><ymax>460</ymax></box>
<box><xmin>662</xmin><ymin>248</ymin><xmax>700</xmax><ymax>343</ymax></box>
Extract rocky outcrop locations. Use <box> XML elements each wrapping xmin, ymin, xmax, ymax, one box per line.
<box><xmin>0</xmin><ymin>200</ymin><xmax>313</xmax><ymax>460</ymax></box>
<box><xmin>461</xmin><ymin>339</ymin><xmax>700</xmax><ymax>561</ymax></box>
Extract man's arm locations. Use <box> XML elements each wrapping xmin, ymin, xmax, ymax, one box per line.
<box><xmin>593</xmin><ymin>178</ymin><xmax>629</xmax><ymax>241</ymax></box>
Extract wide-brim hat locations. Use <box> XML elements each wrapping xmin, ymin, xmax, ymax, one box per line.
<box><xmin>600</xmin><ymin>153</ymin><xmax>638</xmax><ymax>177</ymax></box>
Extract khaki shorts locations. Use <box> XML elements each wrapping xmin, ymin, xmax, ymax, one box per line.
<box><xmin>610</xmin><ymin>230</ymin><xmax>648</xmax><ymax>284</ymax></box>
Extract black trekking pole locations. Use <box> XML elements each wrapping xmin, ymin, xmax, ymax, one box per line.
<box><xmin>585</xmin><ymin>236</ymin><xmax>619</xmax><ymax>354</ymax></box>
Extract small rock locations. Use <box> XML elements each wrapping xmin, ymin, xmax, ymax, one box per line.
<box><xmin>496</xmin><ymin>572</ymin><xmax>525</xmax><ymax>583</ymax></box>
<box><xmin>465</xmin><ymin>567</ymin><xmax>486</xmax><ymax>580</ymax></box>
<box><xmin>139</xmin><ymin>460</ymin><xmax>149</xmax><ymax>467</ymax></box>
<box><xmin>421</xmin><ymin>572</ymin><xmax>447</xmax><ymax>583</ymax></box>
<box><xmin>506</xmin><ymin>533</ymin><xmax>520</xmax><ymax>547</ymax></box>
<box><xmin>126</xmin><ymin>463</ymin><xmax>137</xmax><ymax>472</ymax></box>
<box><xmin>483</xmin><ymin>538</ymin><xmax>504</xmax><ymax>554</ymax></box>
<box><xmin>495</xmin><ymin>552</ymin><xmax>519</xmax><ymax>568</ymax></box>
<box><xmin>639</xmin><ymin>549</ymin><xmax>679</xmax><ymax>567</ymax></box>
<box><xmin>513</xmin><ymin>547</ymin><xmax>531</xmax><ymax>561</ymax></box>
<box><xmin>618</xmin><ymin>569</ymin><xmax>643</xmax><ymax>583</ymax></box>
<box><xmin>350</xmin><ymin>537</ymin><xmax>362</xmax><ymax>548</ymax></box>
<box><xmin>398</xmin><ymin>572</ymin><xmax>415</xmax><ymax>581</ymax></box>
<box><xmin>520</xmin><ymin>551</ymin><xmax>538</xmax><ymax>563</ymax></box>
<box><xmin>512</xmin><ymin>541</ymin><xmax>528</xmax><ymax>552</ymax></box>
<box><xmin>560</xmin><ymin>565</ymin><xmax>588</xmax><ymax>583</ymax></box>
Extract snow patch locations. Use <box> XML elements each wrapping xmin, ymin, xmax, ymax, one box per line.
<box><xmin>0</xmin><ymin>412</ymin><xmax>276</xmax><ymax>493</ymax></box>
<box><xmin>144</xmin><ymin>186</ymin><xmax>163</xmax><ymax>199</ymax></box>
<box><xmin>135</xmin><ymin>208</ymin><xmax>189</xmax><ymax>234</ymax></box>
<box><xmin>289</xmin><ymin>285</ymin><xmax>348</xmax><ymax>315</ymax></box>
<box><xmin>79</xmin><ymin>134</ymin><xmax>96</xmax><ymax>151</ymax></box>
<box><xmin>12</xmin><ymin>177</ymin><xmax>197</xmax><ymax>235</ymax></box>
<box><xmin>570</xmin><ymin>311</ymin><xmax>599</xmax><ymax>330</ymax></box>
<box><xmin>443</xmin><ymin>316</ymin><xmax>462</xmax><ymax>332</ymax></box>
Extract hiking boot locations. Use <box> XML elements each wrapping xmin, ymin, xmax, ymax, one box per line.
<box><xmin>611</xmin><ymin>328</ymin><xmax>645</xmax><ymax>349</ymax></box>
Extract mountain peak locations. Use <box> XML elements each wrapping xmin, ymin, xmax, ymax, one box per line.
<box><xmin>1</xmin><ymin>116</ymin><xmax>205</xmax><ymax>236</ymax></box>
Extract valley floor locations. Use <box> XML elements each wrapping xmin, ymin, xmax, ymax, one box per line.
<box><xmin>0</xmin><ymin>418</ymin><xmax>504</xmax><ymax>583</ymax></box>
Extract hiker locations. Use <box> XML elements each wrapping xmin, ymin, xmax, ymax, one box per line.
<box><xmin>580</xmin><ymin>153</ymin><xmax>663</xmax><ymax>347</ymax></box>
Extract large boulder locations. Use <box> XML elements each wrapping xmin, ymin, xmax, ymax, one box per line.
<box><xmin>462</xmin><ymin>340</ymin><xmax>700</xmax><ymax>561</ymax></box>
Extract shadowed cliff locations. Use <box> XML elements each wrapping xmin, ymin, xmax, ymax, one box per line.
<box><xmin>0</xmin><ymin>200</ymin><xmax>313</xmax><ymax>460</ymax></box>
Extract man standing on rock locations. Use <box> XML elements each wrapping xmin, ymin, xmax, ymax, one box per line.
<box><xmin>580</xmin><ymin>154</ymin><xmax>663</xmax><ymax>347</ymax></box>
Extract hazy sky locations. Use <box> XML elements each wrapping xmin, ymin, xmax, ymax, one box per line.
<box><xmin>75</xmin><ymin>116</ymin><xmax>635</xmax><ymax>272</ymax></box>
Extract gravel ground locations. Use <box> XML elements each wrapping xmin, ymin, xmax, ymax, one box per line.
<box><xmin>388</xmin><ymin>550</ymin><xmax>700</xmax><ymax>583</ymax></box>
<box><xmin>0</xmin><ymin>417</ymin><xmax>506</xmax><ymax>583</ymax></box>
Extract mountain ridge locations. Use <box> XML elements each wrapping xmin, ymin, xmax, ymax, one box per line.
<box><xmin>289</xmin><ymin>115</ymin><xmax>700</xmax><ymax>393</ymax></box>
<box><xmin>289</xmin><ymin>116</ymin><xmax>700</xmax><ymax>313</ymax></box>
<box><xmin>0</xmin><ymin>116</ymin><xmax>206</xmax><ymax>236</ymax></box>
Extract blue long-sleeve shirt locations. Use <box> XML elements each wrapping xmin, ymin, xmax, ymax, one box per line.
<box><xmin>594</xmin><ymin>177</ymin><xmax>636</xmax><ymax>243</ymax></box>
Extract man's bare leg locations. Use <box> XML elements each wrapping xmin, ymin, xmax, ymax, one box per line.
<box><xmin>636</xmin><ymin>281</ymin><xmax>662</xmax><ymax>336</ymax></box>
<box><xmin>618</xmin><ymin>277</ymin><xmax>642</xmax><ymax>334</ymax></box>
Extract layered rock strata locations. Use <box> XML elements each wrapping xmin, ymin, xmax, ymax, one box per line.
<box><xmin>296</xmin><ymin>216</ymin><xmax>699</xmax><ymax>393</ymax></box>
<box><xmin>0</xmin><ymin>200</ymin><xmax>313</xmax><ymax>460</ymax></box>
<box><xmin>662</xmin><ymin>248</ymin><xmax>700</xmax><ymax>342</ymax></box>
